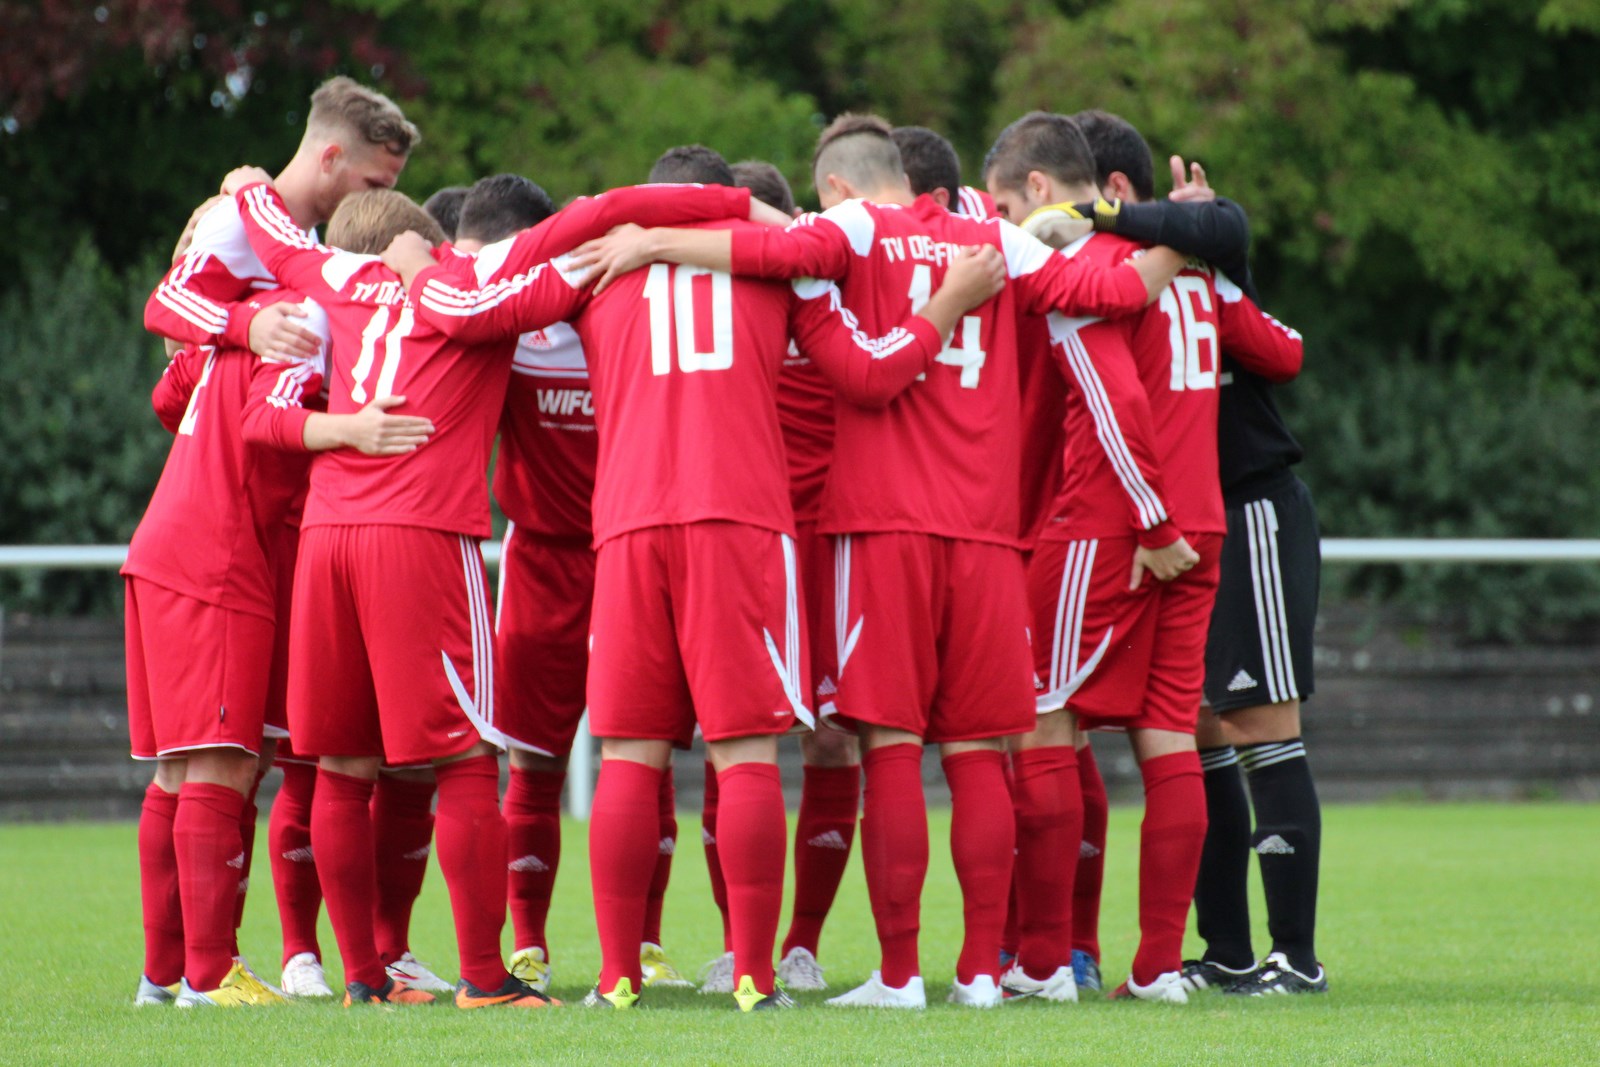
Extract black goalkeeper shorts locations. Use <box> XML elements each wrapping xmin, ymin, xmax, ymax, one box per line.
<box><xmin>1203</xmin><ymin>474</ymin><xmax>1320</xmax><ymax>712</ymax></box>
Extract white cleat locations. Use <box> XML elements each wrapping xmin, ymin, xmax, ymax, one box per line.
<box><xmin>947</xmin><ymin>974</ymin><xmax>1002</xmax><ymax>1008</ymax></box>
<box><xmin>776</xmin><ymin>946</ymin><xmax>828</xmax><ymax>991</ymax></box>
<box><xmin>279</xmin><ymin>952</ymin><xmax>335</xmax><ymax>999</ymax></box>
<box><xmin>509</xmin><ymin>946</ymin><xmax>551</xmax><ymax>993</ymax></box>
<box><xmin>1000</xmin><ymin>963</ymin><xmax>1079</xmax><ymax>1003</ymax></box>
<box><xmin>825</xmin><ymin>971</ymin><xmax>926</xmax><ymax>1009</ymax></box>
<box><xmin>385</xmin><ymin>951</ymin><xmax>454</xmax><ymax>995</ymax></box>
<box><xmin>134</xmin><ymin>975</ymin><xmax>177</xmax><ymax>1006</ymax></box>
<box><xmin>698</xmin><ymin>951</ymin><xmax>735</xmax><ymax>994</ymax></box>
<box><xmin>1110</xmin><ymin>969</ymin><xmax>1189</xmax><ymax>1004</ymax></box>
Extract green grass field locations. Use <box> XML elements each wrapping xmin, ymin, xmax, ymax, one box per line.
<box><xmin>1</xmin><ymin>803</ymin><xmax>1596</xmax><ymax>1065</ymax></box>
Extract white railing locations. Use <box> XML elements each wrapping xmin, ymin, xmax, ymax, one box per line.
<box><xmin>5</xmin><ymin>538</ymin><xmax>1598</xmax><ymax>821</ymax></box>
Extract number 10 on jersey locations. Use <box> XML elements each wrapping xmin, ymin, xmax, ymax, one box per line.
<box><xmin>643</xmin><ymin>263</ymin><xmax>734</xmax><ymax>374</ymax></box>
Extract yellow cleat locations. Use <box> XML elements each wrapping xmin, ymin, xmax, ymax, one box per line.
<box><xmin>639</xmin><ymin>942</ymin><xmax>693</xmax><ymax>988</ymax></box>
<box><xmin>509</xmin><ymin>946</ymin><xmax>551</xmax><ymax>993</ymax></box>
<box><xmin>582</xmin><ymin>977</ymin><xmax>639</xmax><ymax>1010</ymax></box>
<box><xmin>175</xmin><ymin>959</ymin><xmax>290</xmax><ymax>1007</ymax></box>
<box><xmin>734</xmin><ymin>974</ymin><xmax>795</xmax><ymax>1013</ymax></box>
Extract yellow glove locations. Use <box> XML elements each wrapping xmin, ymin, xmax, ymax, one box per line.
<box><xmin>1020</xmin><ymin>202</ymin><xmax>1093</xmax><ymax>249</ymax></box>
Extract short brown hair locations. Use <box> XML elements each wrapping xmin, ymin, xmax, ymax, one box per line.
<box><xmin>307</xmin><ymin>76</ymin><xmax>419</xmax><ymax>157</ymax></box>
<box><xmin>325</xmin><ymin>189</ymin><xmax>443</xmax><ymax>255</ymax></box>
<box><xmin>731</xmin><ymin>161</ymin><xmax>796</xmax><ymax>216</ymax></box>
<box><xmin>982</xmin><ymin>111</ymin><xmax>1097</xmax><ymax>194</ymax></box>
<box><xmin>812</xmin><ymin>112</ymin><xmax>903</xmax><ymax>192</ymax></box>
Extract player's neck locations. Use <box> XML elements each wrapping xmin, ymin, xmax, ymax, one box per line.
<box><xmin>864</xmin><ymin>184</ymin><xmax>914</xmax><ymax>208</ymax></box>
<box><xmin>273</xmin><ymin>154</ymin><xmax>324</xmax><ymax>230</ymax></box>
<box><xmin>1053</xmin><ymin>182</ymin><xmax>1100</xmax><ymax>206</ymax></box>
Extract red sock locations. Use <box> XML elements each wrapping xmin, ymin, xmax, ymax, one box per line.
<box><xmin>1132</xmin><ymin>750</ymin><xmax>1207</xmax><ymax>984</ymax></box>
<box><xmin>590</xmin><ymin>759</ymin><xmax>662</xmax><ymax>994</ymax></box>
<box><xmin>715</xmin><ymin>762</ymin><xmax>786</xmax><ymax>996</ymax></box>
<box><xmin>371</xmin><ymin>773</ymin><xmax>436</xmax><ymax>965</ymax></box>
<box><xmin>311</xmin><ymin>769</ymin><xmax>385</xmax><ymax>990</ymax></box>
<box><xmin>230</xmin><ymin>769</ymin><xmax>266</xmax><ymax>952</ymax></box>
<box><xmin>782</xmin><ymin>764</ymin><xmax>859</xmax><ymax>957</ymax></box>
<box><xmin>1000</xmin><ymin>756</ymin><xmax>1019</xmax><ymax>958</ymax></box>
<box><xmin>943</xmin><ymin>749</ymin><xmax>1015</xmax><ymax>985</ymax></box>
<box><xmin>268</xmin><ymin>762</ymin><xmax>322</xmax><ymax>963</ymax></box>
<box><xmin>1012</xmin><ymin>745</ymin><xmax>1082</xmax><ymax>980</ymax></box>
<box><xmin>701</xmin><ymin>759</ymin><xmax>732</xmax><ymax>951</ymax></box>
<box><xmin>173</xmin><ymin>782</ymin><xmax>246</xmax><ymax>990</ymax></box>
<box><xmin>504</xmin><ymin>766</ymin><xmax>565</xmax><ymax>954</ymax></box>
<box><xmin>642</xmin><ymin>768</ymin><xmax>677</xmax><ymax>947</ymax></box>
<box><xmin>138</xmin><ymin>782</ymin><xmax>183</xmax><ymax>985</ymax></box>
<box><xmin>1072</xmin><ymin>742</ymin><xmax>1108</xmax><ymax>962</ymax></box>
<box><xmin>860</xmin><ymin>743</ymin><xmax>926</xmax><ymax>988</ymax></box>
<box><xmin>433</xmin><ymin>756</ymin><xmax>509</xmax><ymax>991</ymax></box>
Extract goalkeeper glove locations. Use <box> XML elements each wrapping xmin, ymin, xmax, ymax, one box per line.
<box><xmin>1019</xmin><ymin>202</ymin><xmax>1093</xmax><ymax>250</ymax></box>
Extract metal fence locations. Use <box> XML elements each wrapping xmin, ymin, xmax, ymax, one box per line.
<box><xmin>5</xmin><ymin>539</ymin><xmax>1599</xmax><ymax>819</ymax></box>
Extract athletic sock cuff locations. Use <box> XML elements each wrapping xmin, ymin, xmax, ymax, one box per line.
<box><xmin>939</xmin><ymin>748</ymin><xmax>1003</xmax><ymax>775</ymax></box>
<box><xmin>177</xmin><ymin>780</ymin><xmax>247</xmax><ymax>816</ymax></box>
<box><xmin>143</xmin><ymin>781</ymin><xmax>180</xmax><ymax>813</ymax></box>
<box><xmin>1238</xmin><ymin>738</ymin><xmax>1307</xmax><ymax>773</ymax></box>
<box><xmin>801</xmin><ymin>763</ymin><xmax>862</xmax><ymax>795</ymax></box>
<box><xmin>716</xmin><ymin>761</ymin><xmax>781</xmax><ymax>789</ymax></box>
<box><xmin>1012</xmin><ymin>745</ymin><xmax>1079</xmax><ymax>776</ymax></box>
<box><xmin>862</xmin><ymin>742</ymin><xmax>922</xmax><ymax>774</ymax></box>
<box><xmin>1138</xmin><ymin>750</ymin><xmax>1203</xmax><ymax>791</ymax></box>
<box><xmin>506</xmin><ymin>766</ymin><xmax>567</xmax><ymax>810</ymax></box>
<box><xmin>1198</xmin><ymin>746</ymin><xmax>1240</xmax><ymax>773</ymax></box>
<box><xmin>433</xmin><ymin>753</ymin><xmax>498</xmax><ymax>787</ymax></box>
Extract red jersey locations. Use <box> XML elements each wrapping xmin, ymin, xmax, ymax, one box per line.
<box><xmin>1040</xmin><ymin>234</ymin><xmax>1303</xmax><ymax>541</ymax></box>
<box><xmin>494</xmin><ymin>322</ymin><xmax>596</xmax><ymax>538</ymax></box>
<box><xmin>955</xmin><ymin>185</ymin><xmax>997</xmax><ymax>221</ymax></box>
<box><xmin>237</xmin><ymin>181</ymin><xmax>749</xmax><ymax>538</ymax></box>
<box><xmin>727</xmin><ymin>194</ymin><xmax>1151</xmax><ymax>545</ymax></box>
<box><xmin>123</xmin><ymin>293</ymin><xmax>331</xmax><ymax>619</ymax></box>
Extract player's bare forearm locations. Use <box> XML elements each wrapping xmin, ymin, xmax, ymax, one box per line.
<box><xmin>301</xmin><ymin>396</ymin><xmax>435</xmax><ymax>455</ymax></box>
<box><xmin>1134</xmin><ymin>246</ymin><xmax>1186</xmax><ymax>304</ymax></box>
<box><xmin>569</xmin><ymin>227</ymin><xmax>733</xmax><ymax>293</ymax></box>
<box><xmin>915</xmin><ymin>246</ymin><xmax>1005</xmax><ymax>338</ymax></box>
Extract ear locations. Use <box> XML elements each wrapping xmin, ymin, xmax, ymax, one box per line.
<box><xmin>929</xmin><ymin>187</ymin><xmax>951</xmax><ymax>209</ymax></box>
<box><xmin>1106</xmin><ymin>171</ymin><xmax>1136</xmax><ymax>203</ymax></box>
<box><xmin>1026</xmin><ymin>170</ymin><xmax>1052</xmax><ymax>204</ymax></box>
<box><xmin>319</xmin><ymin>142</ymin><xmax>343</xmax><ymax>174</ymax></box>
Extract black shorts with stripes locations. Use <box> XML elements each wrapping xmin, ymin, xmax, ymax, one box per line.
<box><xmin>1203</xmin><ymin>474</ymin><xmax>1320</xmax><ymax>712</ymax></box>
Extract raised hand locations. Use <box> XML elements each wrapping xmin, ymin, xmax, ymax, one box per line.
<box><xmin>221</xmin><ymin>166</ymin><xmax>273</xmax><ymax>197</ymax></box>
<box><xmin>248</xmin><ymin>302</ymin><xmax>322</xmax><ymax>363</ymax></box>
<box><xmin>1168</xmin><ymin>155</ymin><xmax>1215</xmax><ymax>203</ymax></box>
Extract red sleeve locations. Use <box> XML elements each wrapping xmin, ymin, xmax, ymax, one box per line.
<box><xmin>240</xmin><ymin>356</ymin><xmax>323</xmax><ymax>452</ymax></box>
<box><xmin>1215</xmin><ymin>283</ymin><xmax>1303</xmax><ymax>383</ymax></box>
<box><xmin>530</xmin><ymin>184</ymin><xmax>752</xmax><ymax>258</ymax></box>
<box><xmin>150</xmin><ymin>345</ymin><xmax>208</xmax><ymax>433</ymax></box>
<box><xmin>729</xmin><ymin>214</ymin><xmax>855</xmax><ymax>281</ymax></box>
<box><xmin>145</xmin><ymin>253</ymin><xmax>258</xmax><ymax>350</ymax></box>
<box><xmin>1003</xmin><ymin>224</ymin><xmax>1148</xmax><ymax>319</ymax></box>
<box><xmin>787</xmin><ymin>281</ymin><xmax>946</xmax><ymax>408</ymax></box>
<box><xmin>1053</xmin><ymin>318</ymin><xmax>1180</xmax><ymax>548</ymax></box>
<box><xmin>409</xmin><ymin>255</ymin><xmax>592</xmax><ymax>345</ymax></box>
<box><xmin>234</xmin><ymin>183</ymin><xmax>340</xmax><ymax>299</ymax></box>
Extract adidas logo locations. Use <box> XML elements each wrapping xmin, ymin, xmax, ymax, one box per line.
<box><xmin>807</xmin><ymin>830</ymin><xmax>850</xmax><ymax>851</ymax></box>
<box><xmin>1079</xmin><ymin>841</ymin><xmax>1102</xmax><ymax>860</ymax></box>
<box><xmin>226</xmin><ymin>851</ymin><xmax>246</xmax><ymax>870</ymax></box>
<box><xmin>508</xmin><ymin>854</ymin><xmax>550</xmax><ymax>873</ymax></box>
<box><xmin>816</xmin><ymin>676</ymin><xmax>837</xmax><ymax>697</ymax></box>
<box><xmin>1226</xmin><ymin>669</ymin><xmax>1258</xmax><ymax>693</ymax></box>
<box><xmin>1255</xmin><ymin>834</ymin><xmax>1296</xmax><ymax>855</ymax></box>
<box><xmin>1033</xmin><ymin>672</ymin><xmax>1045</xmax><ymax>691</ymax></box>
<box><xmin>402</xmin><ymin>845</ymin><xmax>432</xmax><ymax>862</ymax></box>
<box><xmin>281</xmin><ymin>846</ymin><xmax>314</xmax><ymax>863</ymax></box>
<box><xmin>658</xmin><ymin>837</ymin><xmax>676</xmax><ymax>856</ymax></box>
<box><xmin>701</xmin><ymin>827</ymin><xmax>716</xmax><ymax>846</ymax></box>
<box><xmin>236</xmin><ymin>877</ymin><xmax>250</xmax><ymax>894</ymax></box>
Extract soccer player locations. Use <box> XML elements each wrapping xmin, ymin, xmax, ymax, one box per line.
<box><xmin>423</xmin><ymin>185</ymin><xmax>471</xmax><ymax>242</ymax></box>
<box><xmin>572</xmin><ymin>114</ymin><xmax>1182</xmax><ymax>1008</ymax></box>
<box><xmin>1067</xmin><ymin>110</ymin><xmax>1328</xmax><ymax>996</ymax></box>
<box><xmin>133</xmin><ymin>76</ymin><xmax>419</xmax><ymax>1007</ymax></box>
<box><xmin>389</xmin><ymin>146</ymin><xmax>1002</xmax><ymax>1011</ymax></box>
<box><xmin>890</xmin><ymin>125</ymin><xmax>997</xmax><ymax>220</ymax></box>
<box><xmin>231</xmin><ymin>165</ymin><xmax>777</xmax><ymax>1009</ymax></box>
<box><xmin>984</xmin><ymin>111</ymin><xmax>1304</xmax><ymax>1003</ymax></box>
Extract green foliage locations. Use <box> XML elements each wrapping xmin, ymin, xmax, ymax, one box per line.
<box><xmin>0</xmin><ymin>244</ymin><xmax>169</xmax><ymax>614</ymax></box>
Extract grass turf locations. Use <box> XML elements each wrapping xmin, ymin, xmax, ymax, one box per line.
<box><xmin>0</xmin><ymin>803</ymin><xmax>1595</xmax><ymax>1065</ymax></box>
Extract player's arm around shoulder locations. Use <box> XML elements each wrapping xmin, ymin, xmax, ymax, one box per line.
<box><xmin>395</xmin><ymin>232</ymin><xmax>589</xmax><ymax>345</ymax></box>
<box><xmin>1213</xmin><ymin>272</ymin><xmax>1303</xmax><ymax>383</ymax></box>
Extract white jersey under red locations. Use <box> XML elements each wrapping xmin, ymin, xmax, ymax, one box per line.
<box><xmin>123</xmin><ymin>293</ymin><xmax>330</xmax><ymax>619</ymax></box>
<box><xmin>727</xmin><ymin>194</ymin><xmax>1151</xmax><ymax>546</ymax></box>
<box><xmin>955</xmin><ymin>185</ymin><xmax>997</xmax><ymax>221</ymax></box>
<box><xmin>238</xmin><ymin>181</ymin><xmax>750</xmax><ymax>538</ymax></box>
<box><xmin>494</xmin><ymin>322</ymin><xmax>596</xmax><ymax>538</ymax></box>
<box><xmin>144</xmin><ymin>196</ymin><xmax>313</xmax><ymax>349</ymax></box>
<box><xmin>1041</xmin><ymin>233</ymin><xmax>1303</xmax><ymax>542</ymax></box>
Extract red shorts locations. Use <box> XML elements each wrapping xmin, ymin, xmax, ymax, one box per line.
<box><xmin>287</xmin><ymin>525</ymin><xmax>503</xmax><ymax>766</ymax></box>
<box><xmin>795</xmin><ymin>521</ymin><xmax>842</xmax><ymax>720</ymax></box>
<box><xmin>826</xmin><ymin>532</ymin><xmax>1035</xmax><ymax>743</ymax></box>
<box><xmin>124</xmin><ymin>576</ymin><xmax>273</xmax><ymax>759</ymax></box>
<box><xmin>261</xmin><ymin>523</ymin><xmax>300</xmax><ymax>740</ymax></box>
<box><xmin>1028</xmin><ymin>533</ymin><xmax>1223</xmax><ymax>733</ymax></box>
<box><xmin>494</xmin><ymin>524</ymin><xmax>595</xmax><ymax>757</ymax></box>
<box><xmin>587</xmin><ymin>522</ymin><xmax>810</xmax><ymax>745</ymax></box>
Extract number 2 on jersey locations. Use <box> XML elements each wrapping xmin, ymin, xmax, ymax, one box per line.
<box><xmin>1159</xmin><ymin>276</ymin><xmax>1217</xmax><ymax>392</ymax></box>
<box><xmin>907</xmin><ymin>264</ymin><xmax>987</xmax><ymax>388</ymax></box>
<box><xmin>643</xmin><ymin>263</ymin><xmax>733</xmax><ymax>375</ymax></box>
<box><xmin>350</xmin><ymin>305</ymin><xmax>415</xmax><ymax>403</ymax></box>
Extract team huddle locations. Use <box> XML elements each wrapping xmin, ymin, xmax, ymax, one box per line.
<box><xmin>125</xmin><ymin>75</ymin><xmax>1327</xmax><ymax>1014</ymax></box>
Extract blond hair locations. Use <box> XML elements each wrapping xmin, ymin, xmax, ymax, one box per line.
<box><xmin>306</xmin><ymin>76</ymin><xmax>419</xmax><ymax>157</ymax></box>
<box><xmin>325</xmin><ymin>189</ymin><xmax>443</xmax><ymax>255</ymax></box>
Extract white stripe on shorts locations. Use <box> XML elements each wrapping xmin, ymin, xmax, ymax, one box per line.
<box><xmin>1036</xmin><ymin>539</ymin><xmax>1111</xmax><ymax>713</ymax></box>
<box><xmin>762</xmin><ymin>533</ymin><xmax>814</xmax><ymax>729</ymax></box>
<box><xmin>1245</xmin><ymin>500</ymin><xmax>1298</xmax><ymax>704</ymax></box>
<box><xmin>446</xmin><ymin>535</ymin><xmax>505</xmax><ymax>748</ymax></box>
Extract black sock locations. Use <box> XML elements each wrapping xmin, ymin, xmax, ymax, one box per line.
<box><xmin>1239</xmin><ymin>738</ymin><xmax>1321</xmax><ymax>974</ymax></box>
<box><xmin>1194</xmin><ymin>746</ymin><xmax>1254</xmax><ymax>969</ymax></box>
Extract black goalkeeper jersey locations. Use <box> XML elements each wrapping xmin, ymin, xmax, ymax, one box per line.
<box><xmin>1094</xmin><ymin>197</ymin><xmax>1304</xmax><ymax>504</ymax></box>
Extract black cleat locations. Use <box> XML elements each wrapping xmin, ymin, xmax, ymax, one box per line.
<box><xmin>1179</xmin><ymin>958</ymin><xmax>1259</xmax><ymax>993</ymax></box>
<box><xmin>1223</xmin><ymin>952</ymin><xmax>1327</xmax><ymax>996</ymax></box>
